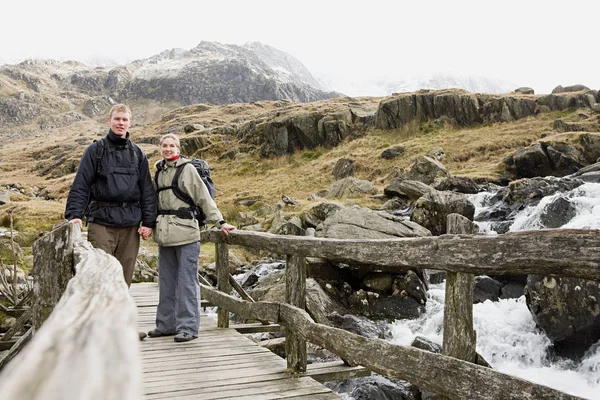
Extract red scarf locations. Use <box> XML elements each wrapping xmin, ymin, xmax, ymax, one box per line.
<box><xmin>167</xmin><ymin>154</ymin><xmax>180</xmax><ymax>162</ymax></box>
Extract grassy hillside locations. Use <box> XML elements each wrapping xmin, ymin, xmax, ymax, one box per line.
<box><xmin>0</xmin><ymin>95</ymin><xmax>593</xmax><ymax>238</ymax></box>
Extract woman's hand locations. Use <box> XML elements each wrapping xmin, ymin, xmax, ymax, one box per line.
<box><xmin>220</xmin><ymin>223</ymin><xmax>236</xmax><ymax>236</ymax></box>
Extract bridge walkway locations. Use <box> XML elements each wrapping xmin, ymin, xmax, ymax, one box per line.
<box><xmin>132</xmin><ymin>283</ymin><xmax>341</xmax><ymax>400</ymax></box>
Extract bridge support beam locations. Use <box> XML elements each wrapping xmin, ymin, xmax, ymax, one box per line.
<box><xmin>285</xmin><ymin>254</ymin><xmax>307</xmax><ymax>372</ymax></box>
<box><xmin>216</xmin><ymin>242</ymin><xmax>231</xmax><ymax>328</ymax></box>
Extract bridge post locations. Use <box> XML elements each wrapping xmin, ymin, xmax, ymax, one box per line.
<box><xmin>216</xmin><ymin>242</ymin><xmax>230</xmax><ymax>328</ymax></box>
<box><xmin>31</xmin><ymin>221</ymin><xmax>76</xmax><ymax>330</ymax></box>
<box><xmin>442</xmin><ymin>214</ymin><xmax>478</xmax><ymax>363</ymax></box>
<box><xmin>285</xmin><ymin>254</ymin><xmax>307</xmax><ymax>372</ymax></box>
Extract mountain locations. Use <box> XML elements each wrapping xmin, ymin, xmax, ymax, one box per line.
<box><xmin>318</xmin><ymin>71</ymin><xmax>518</xmax><ymax>97</ymax></box>
<box><xmin>0</xmin><ymin>41</ymin><xmax>339</xmax><ymax>128</ymax></box>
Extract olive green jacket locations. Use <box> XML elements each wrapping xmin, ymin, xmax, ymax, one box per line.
<box><xmin>153</xmin><ymin>157</ymin><xmax>224</xmax><ymax>247</ymax></box>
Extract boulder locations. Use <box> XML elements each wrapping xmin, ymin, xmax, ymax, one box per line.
<box><xmin>328</xmin><ymin>177</ymin><xmax>378</xmax><ymax>198</ymax></box>
<box><xmin>327</xmin><ymin>311</ymin><xmax>390</xmax><ymax>339</ymax></box>
<box><xmin>317</xmin><ymin>206</ymin><xmax>431</xmax><ymax>239</ymax></box>
<box><xmin>381</xmin><ymin>146</ymin><xmax>406</xmax><ymax>159</ymax></box>
<box><xmin>404</xmin><ymin>156</ymin><xmax>450</xmax><ymax>185</ymax></box>
<box><xmin>303</xmin><ymin>202</ymin><xmax>342</xmax><ymax>228</ymax></box>
<box><xmin>514</xmin><ymin>87</ymin><xmax>535</xmax><ymax>95</ymax></box>
<box><xmin>539</xmin><ymin>196</ymin><xmax>577</xmax><ymax>228</ymax></box>
<box><xmin>551</xmin><ymin>84</ymin><xmax>590</xmax><ymax>94</ymax></box>
<box><xmin>0</xmin><ymin>190</ymin><xmax>10</xmax><ymax>205</ymax></box>
<box><xmin>411</xmin><ymin>190</ymin><xmax>475</xmax><ymax>235</ymax></box>
<box><xmin>433</xmin><ymin>176</ymin><xmax>479</xmax><ymax>194</ymax></box>
<box><xmin>473</xmin><ymin>276</ymin><xmax>502</xmax><ymax>303</ymax></box>
<box><xmin>332</xmin><ymin>158</ymin><xmax>356</xmax><ymax>180</ymax></box>
<box><xmin>384</xmin><ymin>179</ymin><xmax>433</xmax><ymax>201</ymax></box>
<box><xmin>525</xmin><ymin>275</ymin><xmax>600</xmax><ymax>354</ymax></box>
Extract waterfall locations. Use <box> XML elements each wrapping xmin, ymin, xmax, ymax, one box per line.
<box><xmin>387</xmin><ymin>182</ymin><xmax>600</xmax><ymax>399</ymax></box>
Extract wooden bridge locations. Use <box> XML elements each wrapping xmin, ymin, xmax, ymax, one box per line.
<box><xmin>1</xmin><ymin>215</ymin><xmax>598</xmax><ymax>399</ymax></box>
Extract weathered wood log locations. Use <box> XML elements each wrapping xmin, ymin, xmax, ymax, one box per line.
<box><xmin>31</xmin><ymin>221</ymin><xmax>76</xmax><ymax>330</ymax></box>
<box><xmin>201</xmin><ymin>229</ymin><xmax>600</xmax><ymax>280</ymax></box>
<box><xmin>216</xmin><ymin>242</ymin><xmax>231</xmax><ymax>328</ymax></box>
<box><xmin>0</xmin><ymin>227</ymin><xmax>142</xmax><ymax>400</ymax></box>
<box><xmin>197</xmin><ymin>286</ymin><xmax>583</xmax><ymax>400</ymax></box>
<box><xmin>1</xmin><ymin>308</ymin><xmax>32</xmax><ymax>341</ymax></box>
<box><xmin>285</xmin><ymin>254</ymin><xmax>307</xmax><ymax>372</ymax></box>
<box><xmin>0</xmin><ymin>327</ymin><xmax>33</xmax><ymax>369</ymax></box>
<box><xmin>443</xmin><ymin>214</ymin><xmax>478</xmax><ymax>364</ymax></box>
<box><xmin>228</xmin><ymin>274</ymin><xmax>270</xmax><ymax>325</ymax></box>
<box><xmin>440</xmin><ymin>214</ymin><xmax>479</xmax><ymax>400</ymax></box>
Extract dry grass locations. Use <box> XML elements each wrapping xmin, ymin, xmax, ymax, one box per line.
<box><xmin>0</xmin><ymin>94</ymin><xmax>594</xmax><ymax>233</ymax></box>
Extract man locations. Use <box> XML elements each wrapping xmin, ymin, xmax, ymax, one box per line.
<box><xmin>65</xmin><ymin>104</ymin><xmax>156</xmax><ymax>339</ymax></box>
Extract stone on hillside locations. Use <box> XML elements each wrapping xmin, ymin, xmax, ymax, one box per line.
<box><xmin>132</xmin><ymin>259</ymin><xmax>157</xmax><ymax>283</ymax></box>
<box><xmin>237</xmin><ymin>212</ymin><xmax>259</xmax><ymax>228</ymax></box>
<box><xmin>504</xmin><ymin>143</ymin><xmax>553</xmax><ymax>178</ymax></box>
<box><xmin>514</xmin><ymin>87</ymin><xmax>535</xmax><ymax>95</ymax></box>
<box><xmin>404</xmin><ymin>155</ymin><xmax>450</xmax><ymax>185</ymax></box>
<box><xmin>317</xmin><ymin>206</ymin><xmax>431</xmax><ymax>239</ymax></box>
<box><xmin>303</xmin><ymin>202</ymin><xmax>342</xmax><ymax>228</ymax></box>
<box><xmin>397</xmin><ymin>180</ymin><xmax>434</xmax><ymax>200</ymax></box>
<box><xmin>411</xmin><ymin>190</ymin><xmax>475</xmax><ymax>235</ymax></box>
<box><xmin>0</xmin><ymin>190</ymin><xmax>10</xmax><ymax>205</ymax></box>
<box><xmin>328</xmin><ymin>177</ymin><xmax>377</xmax><ymax>198</ymax></box>
<box><xmin>434</xmin><ymin>176</ymin><xmax>479</xmax><ymax>194</ymax></box>
<box><xmin>380</xmin><ymin>146</ymin><xmax>405</xmax><ymax>160</ymax></box>
<box><xmin>349</xmin><ymin>106</ymin><xmax>377</xmax><ymax>125</ymax></box>
<box><xmin>183</xmin><ymin>124</ymin><xmax>205</xmax><ymax>133</ymax></box>
<box><xmin>544</xmin><ymin>141</ymin><xmax>589</xmax><ymax>176</ymax></box>
<box><xmin>425</xmin><ymin>146</ymin><xmax>445</xmax><ymax>161</ymax></box>
<box><xmin>272</xmin><ymin>216</ymin><xmax>305</xmax><ymax>236</ymax></box>
<box><xmin>591</xmin><ymin>103</ymin><xmax>600</xmax><ymax>113</ymax></box>
<box><xmin>551</xmin><ymin>84</ymin><xmax>590</xmax><ymax>94</ymax></box>
<box><xmin>332</xmin><ymin>158</ymin><xmax>356</xmax><ymax>180</ymax></box>
<box><xmin>525</xmin><ymin>275</ymin><xmax>600</xmax><ymax>354</ymax></box>
<box><xmin>553</xmin><ymin>119</ymin><xmax>585</xmax><ymax>133</ymax></box>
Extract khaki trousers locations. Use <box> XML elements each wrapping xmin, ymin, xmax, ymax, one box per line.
<box><xmin>87</xmin><ymin>223</ymin><xmax>140</xmax><ymax>287</ymax></box>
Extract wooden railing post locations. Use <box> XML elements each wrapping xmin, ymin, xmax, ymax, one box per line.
<box><xmin>285</xmin><ymin>254</ymin><xmax>307</xmax><ymax>372</ymax></box>
<box><xmin>442</xmin><ymin>214</ymin><xmax>478</xmax><ymax>363</ymax></box>
<box><xmin>31</xmin><ymin>221</ymin><xmax>76</xmax><ymax>330</ymax></box>
<box><xmin>216</xmin><ymin>242</ymin><xmax>230</xmax><ymax>328</ymax></box>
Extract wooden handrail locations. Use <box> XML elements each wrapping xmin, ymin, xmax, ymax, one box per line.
<box><xmin>199</xmin><ymin>284</ymin><xmax>584</xmax><ymax>400</ymax></box>
<box><xmin>202</xmin><ymin>221</ymin><xmax>595</xmax><ymax>399</ymax></box>
<box><xmin>201</xmin><ymin>228</ymin><xmax>600</xmax><ymax>280</ymax></box>
<box><xmin>0</xmin><ymin>223</ymin><xmax>142</xmax><ymax>400</ymax></box>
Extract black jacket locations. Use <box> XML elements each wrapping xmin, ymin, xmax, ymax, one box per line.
<box><xmin>65</xmin><ymin>130</ymin><xmax>156</xmax><ymax>227</ymax></box>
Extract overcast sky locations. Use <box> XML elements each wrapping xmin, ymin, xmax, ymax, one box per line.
<box><xmin>2</xmin><ymin>0</ymin><xmax>598</xmax><ymax>95</ymax></box>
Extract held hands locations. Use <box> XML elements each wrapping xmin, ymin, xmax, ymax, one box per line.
<box><xmin>219</xmin><ymin>223</ymin><xmax>236</xmax><ymax>236</ymax></box>
<box><xmin>138</xmin><ymin>226</ymin><xmax>152</xmax><ymax>241</ymax></box>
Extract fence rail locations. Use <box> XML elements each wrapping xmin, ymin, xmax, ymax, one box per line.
<box><xmin>201</xmin><ymin>215</ymin><xmax>593</xmax><ymax>400</ymax></box>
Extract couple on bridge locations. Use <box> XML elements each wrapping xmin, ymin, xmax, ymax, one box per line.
<box><xmin>64</xmin><ymin>104</ymin><xmax>235</xmax><ymax>343</ymax></box>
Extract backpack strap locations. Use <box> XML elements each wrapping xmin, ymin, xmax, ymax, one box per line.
<box><xmin>94</xmin><ymin>138</ymin><xmax>106</xmax><ymax>175</ymax></box>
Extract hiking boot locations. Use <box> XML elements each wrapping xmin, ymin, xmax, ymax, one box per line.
<box><xmin>174</xmin><ymin>332</ymin><xmax>197</xmax><ymax>342</ymax></box>
<box><xmin>139</xmin><ymin>332</ymin><xmax>147</xmax><ymax>341</ymax></box>
<box><xmin>148</xmin><ymin>329</ymin><xmax>176</xmax><ymax>338</ymax></box>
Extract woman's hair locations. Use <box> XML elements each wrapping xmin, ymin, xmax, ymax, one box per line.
<box><xmin>159</xmin><ymin>133</ymin><xmax>181</xmax><ymax>148</ymax></box>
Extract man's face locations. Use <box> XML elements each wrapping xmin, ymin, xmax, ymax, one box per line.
<box><xmin>108</xmin><ymin>111</ymin><xmax>132</xmax><ymax>138</ymax></box>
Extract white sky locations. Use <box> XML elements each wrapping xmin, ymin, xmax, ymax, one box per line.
<box><xmin>1</xmin><ymin>0</ymin><xmax>599</xmax><ymax>95</ymax></box>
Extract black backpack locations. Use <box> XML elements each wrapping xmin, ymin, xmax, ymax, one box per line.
<box><xmin>154</xmin><ymin>156</ymin><xmax>215</xmax><ymax>224</ymax></box>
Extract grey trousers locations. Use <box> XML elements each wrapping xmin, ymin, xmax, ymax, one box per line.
<box><xmin>155</xmin><ymin>241</ymin><xmax>201</xmax><ymax>336</ymax></box>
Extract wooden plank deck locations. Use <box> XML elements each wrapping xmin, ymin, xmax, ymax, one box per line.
<box><xmin>131</xmin><ymin>283</ymin><xmax>341</xmax><ymax>400</ymax></box>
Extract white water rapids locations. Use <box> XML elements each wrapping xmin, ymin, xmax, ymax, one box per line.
<box><xmin>388</xmin><ymin>182</ymin><xmax>600</xmax><ymax>399</ymax></box>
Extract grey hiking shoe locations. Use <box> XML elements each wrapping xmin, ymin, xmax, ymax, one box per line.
<box><xmin>174</xmin><ymin>332</ymin><xmax>197</xmax><ymax>342</ymax></box>
<box><xmin>148</xmin><ymin>329</ymin><xmax>176</xmax><ymax>338</ymax></box>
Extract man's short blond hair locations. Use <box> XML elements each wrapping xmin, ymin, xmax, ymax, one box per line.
<box><xmin>109</xmin><ymin>104</ymin><xmax>132</xmax><ymax>119</ymax></box>
<box><xmin>159</xmin><ymin>133</ymin><xmax>181</xmax><ymax>148</ymax></box>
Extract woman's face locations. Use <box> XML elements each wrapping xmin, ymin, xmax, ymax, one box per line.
<box><xmin>160</xmin><ymin>138</ymin><xmax>179</xmax><ymax>159</ymax></box>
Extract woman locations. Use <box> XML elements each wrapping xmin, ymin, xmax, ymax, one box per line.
<box><xmin>148</xmin><ymin>133</ymin><xmax>236</xmax><ymax>342</ymax></box>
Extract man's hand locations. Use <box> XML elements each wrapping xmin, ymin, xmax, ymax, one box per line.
<box><xmin>138</xmin><ymin>226</ymin><xmax>152</xmax><ymax>240</ymax></box>
<box><xmin>69</xmin><ymin>218</ymin><xmax>83</xmax><ymax>229</ymax></box>
<box><xmin>220</xmin><ymin>223</ymin><xmax>236</xmax><ymax>236</ymax></box>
